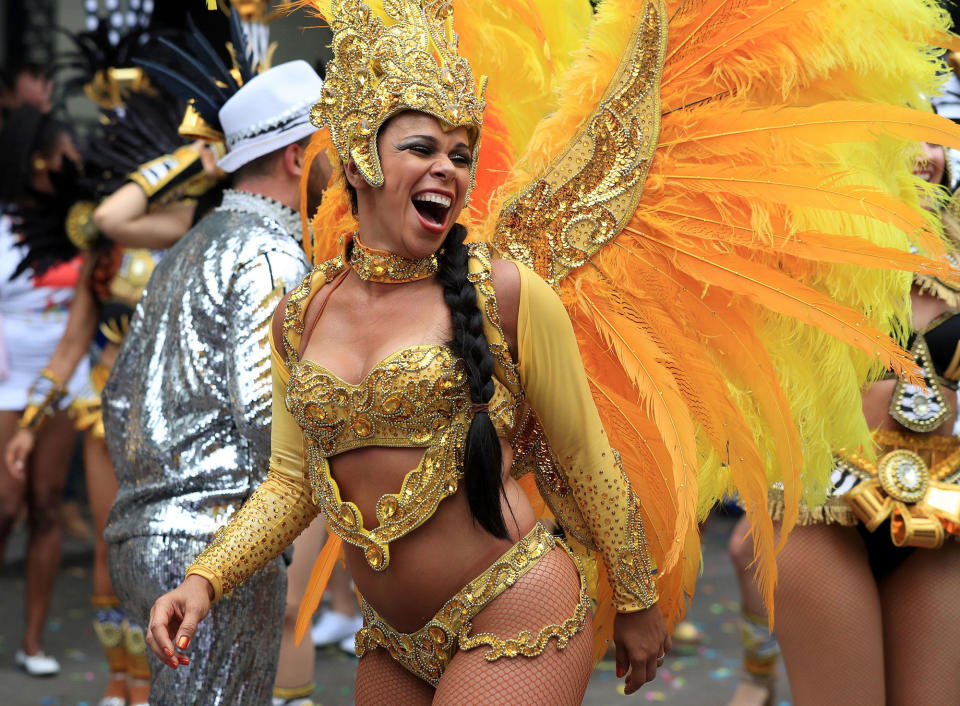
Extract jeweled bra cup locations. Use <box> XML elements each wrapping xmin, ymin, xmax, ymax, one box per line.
<box><xmin>287</xmin><ymin>347</ymin><xmax>467</xmax><ymax>455</ymax></box>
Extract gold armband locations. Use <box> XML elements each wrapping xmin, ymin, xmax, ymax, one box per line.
<box><xmin>19</xmin><ymin>368</ymin><xmax>67</xmax><ymax>432</ymax></box>
<box><xmin>128</xmin><ymin>145</ymin><xmax>217</xmax><ymax>206</ymax></box>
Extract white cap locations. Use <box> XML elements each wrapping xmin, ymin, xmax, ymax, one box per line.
<box><xmin>217</xmin><ymin>60</ymin><xmax>323</xmax><ymax>173</ymax></box>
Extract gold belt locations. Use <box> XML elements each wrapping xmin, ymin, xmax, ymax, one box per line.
<box><xmin>354</xmin><ymin>522</ymin><xmax>590</xmax><ymax>686</ymax></box>
<box><xmin>841</xmin><ymin>429</ymin><xmax>960</xmax><ymax>548</ymax></box>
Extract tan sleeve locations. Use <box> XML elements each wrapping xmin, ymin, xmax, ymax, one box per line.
<box><xmin>516</xmin><ymin>263</ymin><xmax>658</xmax><ymax>612</ymax></box>
<box><xmin>186</xmin><ymin>338</ymin><xmax>320</xmax><ymax>601</ymax></box>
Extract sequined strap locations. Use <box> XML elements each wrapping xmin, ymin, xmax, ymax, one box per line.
<box><xmin>281</xmin><ymin>256</ymin><xmax>347</xmax><ymax>364</ymax></box>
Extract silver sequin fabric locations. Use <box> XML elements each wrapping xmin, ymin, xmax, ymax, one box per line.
<box><xmin>101</xmin><ymin>189</ymin><xmax>308</xmax><ymax>703</ymax></box>
<box><xmin>103</xmin><ymin>189</ymin><xmax>309</xmax><ymax>544</ymax></box>
<box><xmin>109</xmin><ymin>536</ymin><xmax>285</xmax><ymax>706</ymax></box>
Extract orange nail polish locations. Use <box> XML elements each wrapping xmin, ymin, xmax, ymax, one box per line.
<box><xmin>163</xmin><ymin>648</ymin><xmax>173</xmax><ymax>658</ymax></box>
<box><xmin>177</xmin><ymin>636</ymin><xmax>189</xmax><ymax>649</ymax></box>
<box><xmin>616</xmin><ymin>666</ymin><xmax>625</xmax><ymax>678</ymax></box>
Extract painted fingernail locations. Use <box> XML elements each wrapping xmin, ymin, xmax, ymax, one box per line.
<box><xmin>616</xmin><ymin>666</ymin><xmax>625</xmax><ymax>678</ymax></box>
<box><xmin>163</xmin><ymin>648</ymin><xmax>173</xmax><ymax>657</ymax></box>
<box><xmin>168</xmin><ymin>659</ymin><xmax>178</xmax><ymax>668</ymax></box>
<box><xmin>177</xmin><ymin>636</ymin><xmax>189</xmax><ymax>649</ymax></box>
<box><xmin>179</xmin><ymin>655</ymin><xmax>190</xmax><ymax>664</ymax></box>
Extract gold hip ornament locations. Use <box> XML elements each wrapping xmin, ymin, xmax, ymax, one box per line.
<box><xmin>844</xmin><ymin>448</ymin><xmax>960</xmax><ymax>548</ymax></box>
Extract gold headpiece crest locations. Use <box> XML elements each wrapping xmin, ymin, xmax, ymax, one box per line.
<box><xmin>311</xmin><ymin>0</ymin><xmax>486</xmax><ymax>203</ymax></box>
<box><xmin>83</xmin><ymin>67</ymin><xmax>149</xmax><ymax>110</ymax></box>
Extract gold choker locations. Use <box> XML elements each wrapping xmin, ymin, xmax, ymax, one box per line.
<box><xmin>350</xmin><ymin>236</ymin><xmax>438</xmax><ymax>283</ymax></box>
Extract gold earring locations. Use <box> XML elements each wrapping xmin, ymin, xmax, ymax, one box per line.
<box><xmin>33</xmin><ymin>158</ymin><xmax>46</xmax><ymax>171</ymax></box>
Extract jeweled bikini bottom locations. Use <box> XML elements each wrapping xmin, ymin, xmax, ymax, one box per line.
<box><xmin>353</xmin><ymin>522</ymin><xmax>591</xmax><ymax>686</ymax></box>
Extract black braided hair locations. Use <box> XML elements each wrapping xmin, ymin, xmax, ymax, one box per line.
<box><xmin>436</xmin><ymin>223</ymin><xmax>509</xmax><ymax>539</ymax></box>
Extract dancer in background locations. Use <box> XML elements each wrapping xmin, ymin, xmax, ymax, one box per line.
<box><xmin>727</xmin><ymin>512</ymin><xmax>781</xmax><ymax>706</ymax></box>
<box><xmin>4</xmin><ymin>17</ymin><xmax>224</xmax><ymax>699</ymax></box>
<box><xmin>764</xmin><ymin>142</ymin><xmax>960</xmax><ymax>705</ymax></box>
<box><xmin>0</xmin><ymin>106</ymin><xmax>85</xmax><ymax>677</ymax></box>
<box><xmin>5</xmin><ymin>124</ymin><xmax>220</xmax><ymax>706</ymax></box>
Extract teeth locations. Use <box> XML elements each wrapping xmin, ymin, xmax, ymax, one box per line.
<box><xmin>413</xmin><ymin>192</ymin><xmax>452</xmax><ymax>208</ymax></box>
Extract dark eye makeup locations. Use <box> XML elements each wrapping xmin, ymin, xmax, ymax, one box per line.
<box><xmin>396</xmin><ymin>135</ymin><xmax>472</xmax><ymax>166</ymax></box>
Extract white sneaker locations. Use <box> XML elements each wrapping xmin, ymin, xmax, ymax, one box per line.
<box><xmin>338</xmin><ymin>633</ymin><xmax>358</xmax><ymax>657</ymax></box>
<box><xmin>15</xmin><ymin>649</ymin><xmax>60</xmax><ymax>676</ymax></box>
<box><xmin>311</xmin><ymin>610</ymin><xmax>363</xmax><ymax>647</ymax></box>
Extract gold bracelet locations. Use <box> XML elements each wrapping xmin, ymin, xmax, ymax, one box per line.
<box><xmin>18</xmin><ymin>368</ymin><xmax>67</xmax><ymax>431</ymax></box>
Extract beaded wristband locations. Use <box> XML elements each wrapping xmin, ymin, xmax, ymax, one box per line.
<box><xmin>18</xmin><ymin>368</ymin><xmax>67</xmax><ymax>432</ymax></box>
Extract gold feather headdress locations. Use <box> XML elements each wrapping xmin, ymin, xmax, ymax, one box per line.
<box><xmin>310</xmin><ymin>0</ymin><xmax>487</xmax><ymax>203</ymax></box>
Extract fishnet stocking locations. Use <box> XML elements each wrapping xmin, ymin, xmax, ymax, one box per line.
<box><xmin>880</xmin><ymin>539</ymin><xmax>960</xmax><ymax>705</ymax></box>
<box><xmin>771</xmin><ymin>522</ymin><xmax>885</xmax><ymax>706</ymax></box>
<box><xmin>355</xmin><ymin>648</ymin><xmax>435</xmax><ymax>705</ymax></box>
<box><xmin>433</xmin><ymin>545</ymin><xmax>593</xmax><ymax>706</ymax></box>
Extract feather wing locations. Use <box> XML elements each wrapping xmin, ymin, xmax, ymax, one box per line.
<box><xmin>478</xmin><ymin>0</ymin><xmax>960</xmax><ymax>641</ymax></box>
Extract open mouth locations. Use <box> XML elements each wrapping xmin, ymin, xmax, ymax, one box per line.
<box><xmin>412</xmin><ymin>191</ymin><xmax>452</xmax><ymax>231</ymax></box>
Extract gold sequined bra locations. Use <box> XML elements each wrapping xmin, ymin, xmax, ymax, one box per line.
<box><xmin>283</xmin><ymin>267</ymin><xmax>475</xmax><ymax>571</ymax></box>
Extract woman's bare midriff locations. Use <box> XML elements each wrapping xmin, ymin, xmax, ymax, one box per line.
<box><xmin>330</xmin><ymin>442</ymin><xmax>536</xmax><ymax>633</ymax></box>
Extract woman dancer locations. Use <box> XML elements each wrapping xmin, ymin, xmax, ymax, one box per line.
<box><xmin>145</xmin><ymin>0</ymin><xmax>960</xmax><ymax>702</ymax></box>
<box><xmin>0</xmin><ymin>107</ymin><xmax>85</xmax><ymax>677</ymax></box>
<box><xmin>764</xmin><ymin>142</ymin><xmax>960</xmax><ymax>706</ymax></box>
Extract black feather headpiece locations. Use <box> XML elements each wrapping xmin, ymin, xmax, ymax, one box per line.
<box><xmin>56</xmin><ymin>18</ymin><xmax>151</xmax><ymax>109</ymax></box>
<box><xmin>136</xmin><ymin>12</ymin><xmax>258</xmax><ymax>140</ymax></box>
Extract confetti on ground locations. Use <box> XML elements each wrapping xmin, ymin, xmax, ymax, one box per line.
<box><xmin>672</xmin><ymin>677</ymin><xmax>686</xmax><ymax>689</ymax></box>
<box><xmin>710</xmin><ymin>667</ymin><xmax>733</xmax><ymax>680</ymax></box>
<box><xmin>644</xmin><ymin>690</ymin><xmax>666</xmax><ymax>701</ymax></box>
<box><xmin>597</xmin><ymin>660</ymin><xmax>616</xmax><ymax>672</ymax></box>
<box><xmin>710</xmin><ymin>603</ymin><xmax>724</xmax><ymax>615</ymax></box>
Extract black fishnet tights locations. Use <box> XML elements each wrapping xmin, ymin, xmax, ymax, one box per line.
<box><xmin>772</xmin><ymin>522</ymin><xmax>960</xmax><ymax>706</ymax></box>
<box><xmin>355</xmin><ymin>545</ymin><xmax>593</xmax><ymax>705</ymax></box>
<box><xmin>879</xmin><ymin>539</ymin><xmax>960</xmax><ymax>705</ymax></box>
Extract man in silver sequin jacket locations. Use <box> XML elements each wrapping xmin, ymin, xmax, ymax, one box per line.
<box><xmin>101</xmin><ymin>61</ymin><xmax>327</xmax><ymax>705</ymax></box>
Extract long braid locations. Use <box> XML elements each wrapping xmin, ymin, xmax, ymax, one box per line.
<box><xmin>437</xmin><ymin>224</ymin><xmax>508</xmax><ymax>539</ymax></box>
